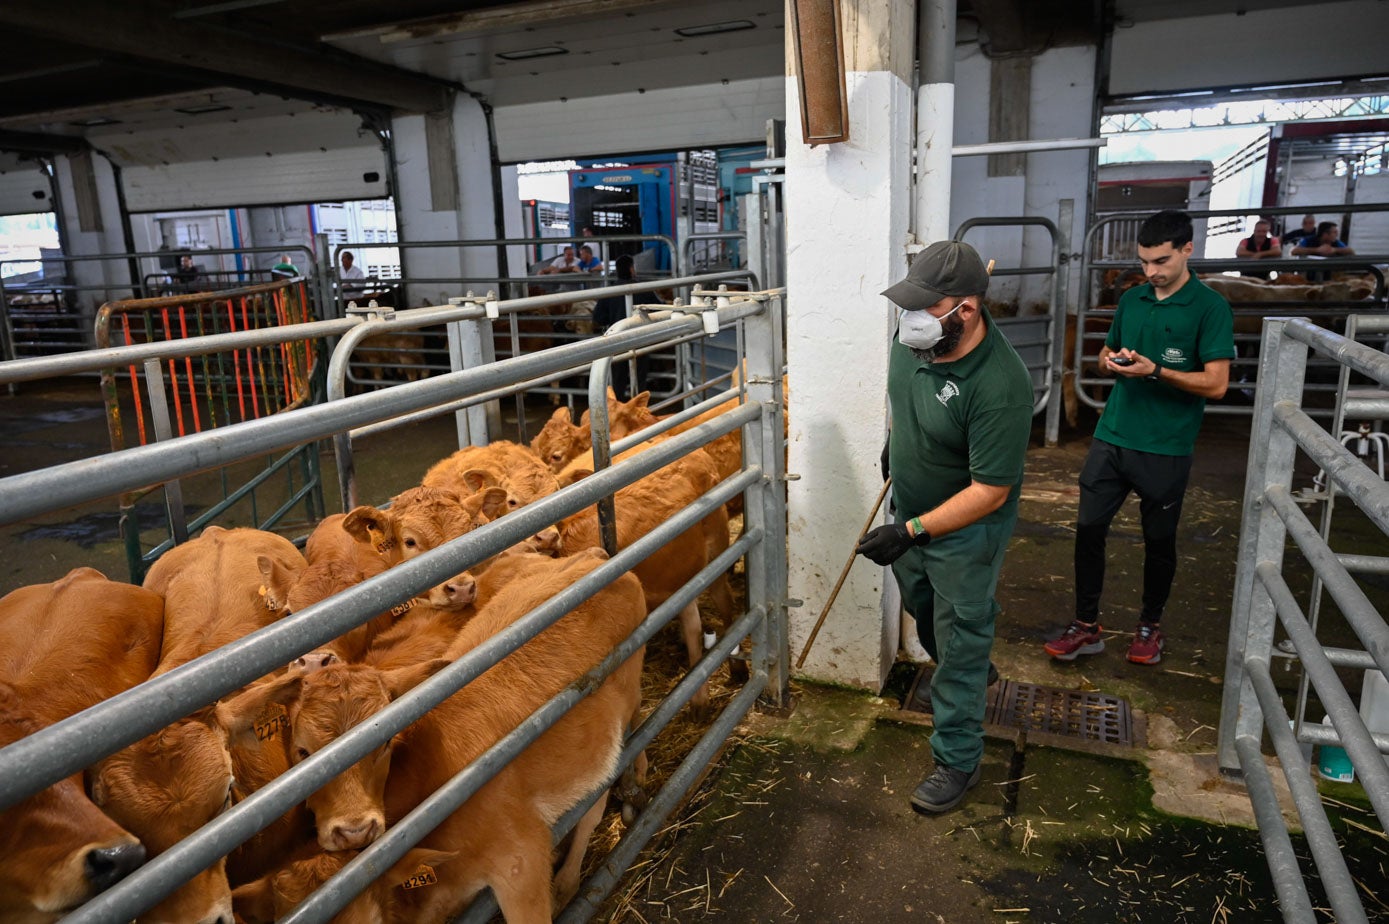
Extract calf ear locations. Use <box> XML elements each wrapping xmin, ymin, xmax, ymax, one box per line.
<box><xmin>548</xmin><ymin>406</ymin><xmax>572</xmax><ymax>424</ymax></box>
<box><xmin>343</xmin><ymin>506</ymin><xmax>396</xmax><ymax>554</ymax></box>
<box><xmin>560</xmin><ymin>468</ymin><xmax>593</xmax><ymax>488</ymax></box>
<box><xmin>216</xmin><ymin>672</ymin><xmax>303</xmax><ymax>740</ymax></box>
<box><xmin>629</xmin><ymin>390</ymin><xmax>650</xmax><ymax>411</ymax></box>
<box><xmin>477</xmin><ymin>486</ymin><xmax>508</xmax><ymax>521</ymax></box>
<box><xmin>257</xmin><ymin>555</ymin><xmax>296</xmax><ymax>613</ymax></box>
<box><xmin>382</xmin><ymin>659</ymin><xmax>451</xmax><ymax>700</ymax></box>
<box><xmin>461</xmin><ymin>468</ymin><xmax>497</xmax><ymax>493</ymax></box>
<box><xmin>388</xmin><ymin>847</ymin><xmax>459</xmax><ymax>890</ymax></box>
<box><xmin>231</xmin><ymin>877</ymin><xmax>277</xmax><ymax>924</ymax></box>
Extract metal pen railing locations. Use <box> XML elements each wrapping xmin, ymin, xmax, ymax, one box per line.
<box><xmin>0</xmin><ymin>290</ymin><xmax>788</xmax><ymax>924</ymax></box>
<box><xmin>1218</xmin><ymin>315</ymin><xmax>1389</xmax><ymax>923</ymax></box>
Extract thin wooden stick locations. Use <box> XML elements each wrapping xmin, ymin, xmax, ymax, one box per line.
<box><xmin>796</xmin><ymin>477</ymin><xmax>893</xmax><ymax>669</ymax></box>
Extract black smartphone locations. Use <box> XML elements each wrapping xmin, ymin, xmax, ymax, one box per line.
<box><xmin>1109</xmin><ymin>355</ymin><xmax>1135</xmax><ymax>367</ymax></box>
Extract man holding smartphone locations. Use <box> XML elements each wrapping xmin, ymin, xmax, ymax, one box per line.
<box><xmin>1046</xmin><ymin>210</ymin><xmax>1235</xmax><ymax>665</ymax></box>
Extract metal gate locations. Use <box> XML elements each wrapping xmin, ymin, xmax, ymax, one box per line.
<box><xmin>1218</xmin><ymin>315</ymin><xmax>1389</xmax><ymax>923</ymax></box>
<box><xmin>953</xmin><ymin>214</ymin><xmax>1072</xmax><ymax>445</ymax></box>
<box><xmin>0</xmin><ymin>282</ymin><xmax>788</xmax><ymax>923</ymax></box>
<box><xmin>91</xmin><ymin>276</ymin><xmax>325</xmax><ymax>582</ymax></box>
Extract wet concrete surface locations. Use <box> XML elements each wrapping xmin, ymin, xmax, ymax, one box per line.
<box><xmin>2</xmin><ymin>381</ymin><xmax>1387</xmax><ymax>921</ymax></box>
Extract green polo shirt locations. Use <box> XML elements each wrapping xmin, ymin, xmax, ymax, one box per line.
<box><xmin>1097</xmin><ymin>272</ymin><xmax>1235</xmax><ymax>456</ymax></box>
<box><xmin>887</xmin><ymin>310</ymin><xmax>1034</xmax><ymax>523</ymax></box>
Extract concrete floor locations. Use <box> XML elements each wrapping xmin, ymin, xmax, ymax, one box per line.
<box><xmin>2</xmin><ymin>380</ymin><xmax>1386</xmax><ymax>922</ymax></box>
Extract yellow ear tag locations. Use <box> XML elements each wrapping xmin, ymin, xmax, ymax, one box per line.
<box><xmin>253</xmin><ymin>703</ymin><xmax>288</xmax><ymax>742</ymax></box>
<box><xmin>400</xmin><ymin>865</ymin><xmax>437</xmax><ymax>890</ymax></box>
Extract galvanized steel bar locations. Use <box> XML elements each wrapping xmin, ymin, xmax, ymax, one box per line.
<box><xmin>1231</xmin><ymin>735</ymin><xmax>1320</xmax><ymax>924</ymax></box>
<box><xmin>293</xmin><ymin>531</ymin><xmax>764</xmax><ymax>924</ymax></box>
<box><xmin>0</xmin><ymin>315</ymin><xmax>357</xmax><ymax>385</ymax></box>
<box><xmin>556</xmin><ymin>672</ymin><xmax>768</xmax><ymax>924</ymax></box>
<box><xmin>613</xmin><ymin>386</ymin><xmax>740</xmax><ymax>455</ymax></box>
<box><xmin>1219</xmin><ymin>319</ymin><xmax>1306</xmax><ymax>772</ymax></box>
<box><xmin>1255</xmin><ymin>560</ymin><xmax>1389</xmax><ymax>820</ymax></box>
<box><xmin>1243</xmin><ymin>658</ymin><xmax>1370</xmax><ymax>923</ymax></box>
<box><xmin>1263</xmin><ymin>484</ymin><xmax>1389</xmax><ymax>679</ymax></box>
<box><xmin>142</xmin><ymin>358</ymin><xmax>190</xmax><ymax>545</ymax></box>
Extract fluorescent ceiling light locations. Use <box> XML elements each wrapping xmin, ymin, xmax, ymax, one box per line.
<box><xmin>674</xmin><ymin>20</ymin><xmax>755</xmax><ymax>37</ymax></box>
<box><xmin>496</xmin><ymin>46</ymin><xmax>569</xmax><ymax>61</ymax></box>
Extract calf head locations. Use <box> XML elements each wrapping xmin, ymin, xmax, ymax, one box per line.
<box><xmin>89</xmin><ymin>675</ymin><xmax>303</xmax><ymax>924</ymax></box>
<box><xmin>531</xmin><ymin>406</ymin><xmax>590</xmax><ymax>472</ymax></box>
<box><xmin>289</xmin><ymin>661</ymin><xmax>448</xmax><ymax>852</ymax></box>
<box><xmin>605</xmin><ymin>390</ymin><xmax>658</xmax><ymax>438</ymax></box>
<box><xmin>0</xmin><ymin>688</ymin><xmax>144</xmax><ymax>924</ymax></box>
<box><xmin>342</xmin><ymin>487</ymin><xmax>507</xmax><ymax>567</ymax></box>
<box><xmin>459</xmin><ymin>466</ymin><xmax>559</xmax><ymax>515</ymax></box>
<box><xmin>423</xmin><ymin>570</ymin><xmax>477</xmax><ymax>610</ymax></box>
<box><xmin>232</xmin><ymin>847</ymin><xmax>456</xmax><ymax>924</ymax></box>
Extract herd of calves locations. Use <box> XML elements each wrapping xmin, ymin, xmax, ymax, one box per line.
<box><xmin>1</xmin><ymin>388</ymin><xmax>757</xmax><ymax>924</ymax></box>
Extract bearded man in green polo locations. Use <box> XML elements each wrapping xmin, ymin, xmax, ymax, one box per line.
<box><xmin>857</xmin><ymin>240</ymin><xmax>1033</xmax><ymax>813</ymax></box>
<box><xmin>1045</xmin><ymin>209</ymin><xmax>1234</xmax><ymax>666</ymax></box>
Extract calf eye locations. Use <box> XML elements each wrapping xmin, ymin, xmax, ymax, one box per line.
<box><xmin>296</xmin><ymin>747</ymin><xmax>311</xmax><ymax>761</ymax></box>
<box><xmin>404</xmin><ymin>538</ymin><xmax>417</xmax><ymax>549</ymax></box>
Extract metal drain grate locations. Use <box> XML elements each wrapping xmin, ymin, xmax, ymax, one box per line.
<box><xmin>990</xmin><ymin>681</ymin><xmax>1132</xmax><ymax>746</ymax></box>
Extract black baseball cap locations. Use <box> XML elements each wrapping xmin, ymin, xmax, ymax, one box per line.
<box><xmin>881</xmin><ymin>240</ymin><xmax>990</xmax><ymax>311</ymax></box>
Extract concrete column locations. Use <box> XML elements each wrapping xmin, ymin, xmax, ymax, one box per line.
<box><xmin>51</xmin><ymin>149</ymin><xmax>132</xmax><ymax>344</ymax></box>
<box><xmin>786</xmin><ymin>0</ymin><xmax>916</xmax><ymax>690</ymax></box>
<box><xmin>390</xmin><ymin>93</ymin><xmax>501</xmax><ymax>308</ymax></box>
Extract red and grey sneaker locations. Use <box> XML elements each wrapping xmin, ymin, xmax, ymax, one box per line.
<box><xmin>1127</xmin><ymin>622</ymin><xmax>1164</xmax><ymax>664</ymax></box>
<box><xmin>1044</xmin><ymin>620</ymin><xmax>1104</xmax><ymax>661</ymax></box>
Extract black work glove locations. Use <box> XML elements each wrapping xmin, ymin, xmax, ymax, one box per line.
<box><xmin>880</xmin><ymin>436</ymin><xmax>891</xmax><ymax>481</ymax></box>
<box><xmin>856</xmin><ymin>523</ymin><xmax>931</xmax><ymax>566</ymax></box>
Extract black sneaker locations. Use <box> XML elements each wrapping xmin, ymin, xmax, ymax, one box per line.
<box><xmin>910</xmin><ymin>763</ymin><xmax>982</xmax><ymax>814</ymax></box>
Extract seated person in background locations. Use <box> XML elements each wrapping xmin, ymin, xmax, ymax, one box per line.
<box><xmin>174</xmin><ymin>253</ymin><xmax>201</xmax><ymax>289</ymax></box>
<box><xmin>339</xmin><ymin>250</ymin><xmax>369</xmax><ymax>297</ymax></box>
<box><xmin>1235</xmin><ymin>219</ymin><xmax>1281</xmax><ymax>278</ymax></box>
<box><xmin>577</xmin><ymin>244</ymin><xmax>603</xmax><ymax>274</ymax></box>
<box><xmin>539</xmin><ymin>246</ymin><xmax>579</xmax><ymax>275</ymax></box>
<box><xmin>1283</xmin><ymin>214</ymin><xmax>1317</xmax><ymax>249</ymax></box>
<box><xmin>271</xmin><ymin>254</ymin><xmax>299</xmax><ymax>279</ymax></box>
<box><xmin>1291</xmin><ymin>221</ymin><xmax>1355</xmax><ymax>257</ymax></box>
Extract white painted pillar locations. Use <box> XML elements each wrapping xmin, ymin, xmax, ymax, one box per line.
<box><xmin>51</xmin><ymin>150</ymin><xmax>132</xmax><ymax>344</ymax></box>
<box><xmin>786</xmin><ymin>0</ymin><xmax>916</xmax><ymax>690</ymax></box>
<box><xmin>389</xmin><ymin>93</ymin><xmax>501</xmax><ymax>308</ymax></box>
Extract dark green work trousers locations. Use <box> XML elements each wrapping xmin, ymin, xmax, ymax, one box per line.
<box><xmin>891</xmin><ymin>504</ymin><xmax>1017</xmax><ymax>773</ymax></box>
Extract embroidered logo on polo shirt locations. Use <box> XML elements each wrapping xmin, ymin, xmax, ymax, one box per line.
<box><xmin>1162</xmin><ymin>347</ymin><xmax>1186</xmax><ymax>364</ymax></box>
<box><xmin>936</xmin><ymin>382</ymin><xmax>960</xmax><ymax>406</ymax></box>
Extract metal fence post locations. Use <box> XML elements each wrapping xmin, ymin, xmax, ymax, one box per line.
<box><xmin>1218</xmin><ymin>318</ymin><xmax>1306</xmax><ymax>773</ymax></box>
<box><xmin>742</xmin><ymin>292</ymin><xmax>789</xmax><ymax>703</ymax></box>
<box><xmin>1045</xmin><ymin>199</ymin><xmax>1074</xmax><ymax>446</ymax></box>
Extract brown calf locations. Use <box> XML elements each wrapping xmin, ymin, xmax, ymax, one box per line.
<box><xmin>0</xmin><ymin>568</ymin><xmax>163</xmax><ymax>923</ymax></box>
<box><xmin>286</xmin><ymin>554</ymin><xmax>646</xmax><ymax>922</ymax></box>
<box><xmin>91</xmin><ymin>527</ymin><xmax>310</xmax><ymax>920</ymax></box>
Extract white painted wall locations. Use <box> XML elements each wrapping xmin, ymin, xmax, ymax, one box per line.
<box><xmin>492</xmin><ymin>76</ymin><xmax>784</xmax><ymax>163</ymax></box>
<box><xmin>1110</xmin><ymin>0</ymin><xmax>1389</xmax><ymax>97</ymax></box>
<box><xmin>950</xmin><ymin>44</ymin><xmax>1096</xmax><ymax>312</ymax></box>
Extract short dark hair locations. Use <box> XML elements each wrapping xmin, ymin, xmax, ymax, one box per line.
<box><xmin>615</xmin><ymin>254</ymin><xmax>635</xmax><ymax>280</ymax></box>
<box><xmin>1317</xmin><ymin>221</ymin><xmax>1338</xmax><ymax>238</ymax></box>
<box><xmin>1137</xmin><ymin>210</ymin><xmax>1193</xmax><ymax>249</ymax></box>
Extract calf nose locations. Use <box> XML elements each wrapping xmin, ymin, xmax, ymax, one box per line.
<box><xmin>85</xmin><ymin>842</ymin><xmax>145</xmax><ymax>891</ymax></box>
<box><xmin>328</xmin><ymin>817</ymin><xmax>382</xmax><ymax>850</ymax></box>
<box><xmin>444</xmin><ymin>574</ymin><xmax>477</xmax><ymax>606</ymax></box>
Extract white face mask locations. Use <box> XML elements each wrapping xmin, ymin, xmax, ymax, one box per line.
<box><xmin>898</xmin><ymin>302</ymin><xmax>963</xmax><ymax>351</ymax></box>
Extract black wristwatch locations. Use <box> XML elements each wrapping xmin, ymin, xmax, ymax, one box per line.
<box><xmin>1145</xmin><ymin>367</ymin><xmax>1162</xmax><ymax>382</ymax></box>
